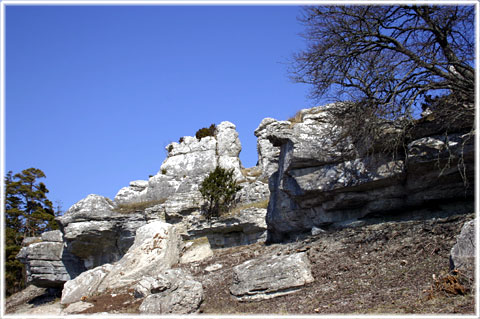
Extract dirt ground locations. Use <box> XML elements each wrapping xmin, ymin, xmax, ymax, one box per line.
<box><xmin>6</xmin><ymin>213</ymin><xmax>476</xmax><ymax>316</ymax></box>
<box><xmin>185</xmin><ymin>213</ymin><xmax>476</xmax><ymax>315</ymax></box>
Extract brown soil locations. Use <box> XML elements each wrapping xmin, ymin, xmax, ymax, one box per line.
<box><xmin>180</xmin><ymin>213</ymin><xmax>475</xmax><ymax>315</ymax></box>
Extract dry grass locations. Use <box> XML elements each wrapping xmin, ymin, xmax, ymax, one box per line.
<box><xmin>241</xmin><ymin>167</ymin><xmax>262</xmax><ymax>178</ymax></box>
<box><xmin>224</xmin><ymin>199</ymin><xmax>269</xmax><ymax>217</ymax></box>
<box><xmin>288</xmin><ymin>110</ymin><xmax>304</xmax><ymax>126</ymax></box>
<box><xmin>113</xmin><ymin>199</ymin><xmax>167</xmax><ymax>214</ymax></box>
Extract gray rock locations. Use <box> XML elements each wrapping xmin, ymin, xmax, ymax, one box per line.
<box><xmin>205</xmin><ymin>263</ymin><xmax>223</xmax><ymax>272</ymax></box>
<box><xmin>265</xmin><ymin>103</ymin><xmax>474</xmax><ymax>243</ymax></box>
<box><xmin>133</xmin><ymin>275</ymin><xmax>171</xmax><ymax>299</ymax></box>
<box><xmin>254</xmin><ymin>118</ymin><xmax>283</xmax><ymax>179</ymax></box>
<box><xmin>5</xmin><ymin>284</ymin><xmax>47</xmax><ymax>313</ymax></box>
<box><xmin>311</xmin><ymin>226</ymin><xmax>326</xmax><ymax>236</ymax></box>
<box><xmin>236</xmin><ymin>181</ymin><xmax>270</xmax><ymax>204</ymax></box>
<box><xmin>216</xmin><ymin>121</ymin><xmax>243</xmax><ymax>179</ymax></box>
<box><xmin>22</xmin><ymin>236</ymin><xmax>41</xmax><ymax>246</ymax></box>
<box><xmin>16</xmin><ymin>241</ymin><xmax>70</xmax><ymax>288</ymax></box>
<box><xmin>97</xmin><ymin>221</ymin><xmax>181</xmax><ymax>293</ymax></box>
<box><xmin>41</xmin><ymin>230</ymin><xmax>63</xmax><ymax>242</ymax></box>
<box><xmin>180</xmin><ymin>237</ymin><xmax>213</xmax><ymax>264</ymax></box>
<box><xmin>114</xmin><ymin>180</ymin><xmax>148</xmax><ymax>204</ymax></box>
<box><xmin>139</xmin><ymin>269</ymin><xmax>203</xmax><ymax>314</ymax></box>
<box><xmin>450</xmin><ymin>219</ymin><xmax>476</xmax><ymax>279</ymax></box>
<box><xmin>161</xmin><ymin>136</ymin><xmax>217</xmax><ymax>178</ymax></box>
<box><xmin>57</xmin><ymin>194</ymin><xmax>152</xmax><ymax>270</ymax></box>
<box><xmin>230</xmin><ymin>252</ymin><xmax>314</xmax><ymax>301</ymax></box>
<box><xmin>61</xmin><ymin>263</ymin><xmax>113</xmax><ymax>305</ymax></box>
<box><xmin>186</xmin><ymin>207</ymin><xmax>267</xmax><ymax>248</ymax></box>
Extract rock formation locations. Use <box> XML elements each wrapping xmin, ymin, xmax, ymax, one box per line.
<box><xmin>56</xmin><ymin>194</ymin><xmax>161</xmax><ymax>270</ymax></box>
<box><xmin>15</xmin><ymin>102</ymin><xmax>475</xmax><ymax>315</ymax></box>
<box><xmin>230</xmin><ymin>252</ymin><xmax>314</xmax><ymax>301</ymax></box>
<box><xmin>61</xmin><ymin>221</ymin><xmax>203</xmax><ymax>314</ymax></box>
<box><xmin>17</xmin><ymin>230</ymin><xmax>83</xmax><ymax>288</ymax></box>
<box><xmin>450</xmin><ymin>219</ymin><xmax>476</xmax><ymax>279</ymax></box>
<box><xmin>265</xmin><ymin>102</ymin><xmax>474</xmax><ymax>242</ymax></box>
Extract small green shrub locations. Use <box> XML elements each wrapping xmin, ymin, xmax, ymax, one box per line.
<box><xmin>199</xmin><ymin>167</ymin><xmax>242</xmax><ymax>220</ymax></box>
<box><xmin>167</xmin><ymin>145</ymin><xmax>174</xmax><ymax>153</ymax></box>
<box><xmin>161</xmin><ymin>168</ymin><xmax>167</xmax><ymax>175</ymax></box>
<box><xmin>179</xmin><ymin>137</ymin><xmax>185</xmax><ymax>143</ymax></box>
<box><xmin>195</xmin><ymin>124</ymin><xmax>216</xmax><ymax>140</ymax></box>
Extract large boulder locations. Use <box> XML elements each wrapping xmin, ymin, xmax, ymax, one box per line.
<box><xmin>265</xmin><ymin>103</ymin><xmax>474</xmax><ymax>242</ymax></box>
<box><xmin>61</xmin><ymin>264</ymin><xmax>113</xmax><ymax>305</ymax></box>
<box><xmin>230</xmin><ymin>252</ymin><xmax>314</xmax><ymax>301</ymax></box>
<box><xmin>138</xmin><ymin>269</ymin><xmax>204</xmax><ymax>314</ymax></box>
<box><xmin>450</xmin><ymin>219</ymin><xmax>476</xmax><ymax>279</ymax></box>
<box><xmin>97</xmin><ymin>221</ymin><xmax>181</xmax><ymax>292</ymax></box>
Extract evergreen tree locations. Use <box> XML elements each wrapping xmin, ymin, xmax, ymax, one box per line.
<box><xmin>199</xmin><ymin>167</ymin><xmax>242</xmax><ymax>220</ymax></box>
<box><xmin>4</xmin><ymin>168</ymin><xmax>59</xmax><ymax>296</ymax></box>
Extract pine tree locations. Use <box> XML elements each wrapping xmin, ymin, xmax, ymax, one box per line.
<box><xmin>199</xmin><ymin>167</ymin><xmax>242</xmax><ymax>220</ymax></box>
<box><xmin>4</xmin><ymin>168</ymin><xmax>59</xmax><ymax>296</ymax></box>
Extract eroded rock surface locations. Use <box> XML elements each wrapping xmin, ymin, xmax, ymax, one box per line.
<box><xmin>139</xmin><ymin>269</ymin><xmax>204</xmax><ymax>314</ymax></box>
<box><xmin>450</xmin><ymin>219</ymin><xmax>476</xmax><ymax>279</ymax></box>
<box><xmin>266</xmin><ymin>102</ymin><xmax>474</xmax><ymax>242</ymax></box>
<box><xmin>56</xmin><ymin>194</ymin><xmax>160</xmax><ymax>270</ymax></box>
<box><xmin>230</xmin><ymin>252</ymin><xmax>314</xmax><ymax>301</ymax></box>
<box><xmin>97</xmin><ymin>221</ymin><xmax>181</xmax><ymax>292</ymax></box>
<box><xmin>16</xmin><ymin>230</ymin><xmax>82</xmax><ymax>288</ymax></box>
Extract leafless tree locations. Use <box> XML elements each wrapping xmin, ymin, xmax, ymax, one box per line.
<box><xmin>291</xmin><ymin>5</ymin><xmax>475</xmax><ymax>122</ymax></box>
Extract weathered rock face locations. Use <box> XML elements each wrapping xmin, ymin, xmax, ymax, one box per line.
<box><xmin>266</xmin><ymin>102</ymin><xmax>475</xmax><ymax>242</ymax></box>
<box><xmin>138</xmin><ymin>269</ymin><xmax>204</xmax><ymax>314</ymax></box>
<box><xmin>230</xmin><ymin>252</ymin><xmax>314</xmax><ymax>301</ymax></box>
<box><xmin>16</xmin><ymin>230</ymin><xmax>83</xmax><ymax>288</ymax></box>
<box><xmin>123</xmin><ymin>121</ymin><xmax>244</xmax><ymax>204</ymax></box>
<box><xmin>61</xmin><ymin>221</ymin><xmax>183</xmax><ymax>305</ymax></box>
<box><xmin>97</xmin><ymin>221</ymin><xmax>181</xmax><ymax>293</ymax></box>
<box><xmin>254</xmin><ymin>118</ymin><xmax>283</xmax><ymax>180</ymax></box>
<box><xmin>56</xmin><ymin>194</ymin><xmax>161</xmax><ymax>270</ymax></box>
<box><xmin>185</xmin><ymin>208</ymin><xmax>267</xmax><ymax>248</ymax></box>
<box><xmin>450</xmin><ymin>219</ymin><xmax>476</xmax><ymax>279</ymax></box>
<box><xmin>61</xmin><ymin>264</ymin><xmax>113</xmax><ymax>305</ymax></box>
<box><xmin>180</xmin><ymin>237</ymin><xmax>214</xmax><ymax>264</ymax></box>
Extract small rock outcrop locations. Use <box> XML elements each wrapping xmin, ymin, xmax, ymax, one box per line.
<box><xmin>230</xmin><ymin>252</ymin><xmax>314</xmax><ymax>301</ymax></box>
<box><xmin>266</xmin><ymin>102</ymin><xmax>474</xmax><ymax>242</ymax></box>
<box><xmin>450</xmin><ymin>219</ymin><xmax>476</xmax><ymax>279</ymax></box>
<box><xmin>254</xmin><ymin>118</ymin><xmax>283</xmax><ymax>180</ymax></box>
<box><xmin>185</xmin><ymin>207</ymin><xmax>267</xmax><ymax>248</ymax></box>
<box><xmin>61</xmin><ymin>264</ymin><xmax>113</xmax><ymax>305</ymax></box>
<box><xmin>16</xmin><ymin>230</ymin><xmax>82</xmax><ymax>288</ymax></box>
<box><xmin>139</xmin><ymin>269</ymin><xmax>204</xmax><ymax>314</ymax></box>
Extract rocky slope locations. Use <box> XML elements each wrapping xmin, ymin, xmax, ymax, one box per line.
<box><xmin>12</xmin><ymin>103</ymin><xmax>475</xmax><ymax>316</ymax></box>
<box><xmin>8</xmin><ymin>213</ymin><xmax>475</xmax><ymax>315</ymax></box>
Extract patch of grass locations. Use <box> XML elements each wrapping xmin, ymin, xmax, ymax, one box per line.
<box><xmin>225</xmin><ymin>199</ymin><xmax>269</xmax><ymax>217</ymax></box>
<box><xmin>288</xmin><ymin>109</ymin><xmax>304</xmax><ymax>126</ymax></box>
<box><xmin>241</xmin><ymin>167</ymin><xmax>262</xmax><ymax>178</ymax></box>
<box><xmin>114</xmin><ymin>199</ymin><xmax>167</xmax><ymax>214</ymax></box>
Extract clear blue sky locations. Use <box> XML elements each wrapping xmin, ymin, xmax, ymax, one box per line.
<box><xmin>5</xmin><ymin>4</ymin><xmax>315</xmax><ymax>212</ymax></box>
